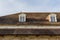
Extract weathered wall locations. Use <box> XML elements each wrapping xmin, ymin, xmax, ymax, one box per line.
<box><xmin>0</xmin><ymin>35</ymin><xmax>60</xmax><ymax>40</ymax></box>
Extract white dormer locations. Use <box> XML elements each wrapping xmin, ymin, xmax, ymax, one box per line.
<box><xmin>19</xmin><ymin>13</ymin><xmax>26</xmax><ymax>22</ymax></box>
<box><xmin>46</xmin><ymin>14</ymin><xmax>57</xmax><ymax>22</ymax></box>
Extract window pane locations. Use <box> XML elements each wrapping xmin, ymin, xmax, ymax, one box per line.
<box><xmin>51</xmin><ymin>16</ymin><xmax>55</xmax><ymax>22</ymax></box>
<box><xmin>20</xmin><ymin>16</ymin><xmax>25</xmax><ymax>22</ymax></box>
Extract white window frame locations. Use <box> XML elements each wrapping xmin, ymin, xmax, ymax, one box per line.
<box><xmin>49</xmin><ymin>14</ymin><xmax>57</xmax><ymax>22</ymax></box>
<box><xmin>19</xmin><ymin>13</ymin><xmax>26</xmax><ymax>22</ymax></box>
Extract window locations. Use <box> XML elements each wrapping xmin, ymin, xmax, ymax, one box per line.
<box><xmin>20</xmin><ymin>16</ymin><xmax>25</xmax><ymax>22</ymax></box>
<box><xmin>19</xmin><ymin>13</ymin><xmax>26</xmax><ymax>22</ymax></box>
<box><xmin>50</xmin><ymin>16</ymin><xmax>55</xmax><ymax>22</ymax></box>
<box><xmin>49</xmin><ymin>14</ymin><xmax>57</xmax><ymax>22</ymax></box>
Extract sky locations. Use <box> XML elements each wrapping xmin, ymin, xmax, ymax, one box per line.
<box><xmin>0</xmin><ymin>0</ymin><xmax>60</xmax><ymax>16</ymax></box>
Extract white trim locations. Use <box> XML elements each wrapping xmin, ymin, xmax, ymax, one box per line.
<box><xmin>0</xmin><ymin>26</ymin><xmax>60</xmax><ymax>29</ymax></box>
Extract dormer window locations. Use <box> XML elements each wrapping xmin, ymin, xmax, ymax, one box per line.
<box><xmin>50</xmin><ymin>15</ymin><xmax>56</xmax><ymax>22</ymax></box>
<box><xmin>46</xmin><ymin>14</ymin><xmax>57</xmax><ymax>22</ymax></box>
<box><xmin>19</xmin><ymin>13</ymin><xmax>26</xmax><ymax>22</ymax></box>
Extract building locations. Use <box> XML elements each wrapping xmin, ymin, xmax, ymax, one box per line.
<box><xmin>0</xmin><ymin>12</ymin><xmax>60</xmax><ymax>40</ymax></box>
<box><xmin>0</xmin><ymin>12</ymin><xmax>60</xmax><ymax>35</ymax></box>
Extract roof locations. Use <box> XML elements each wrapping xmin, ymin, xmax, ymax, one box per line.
<box><xmin>0</xmin><ymin>12</ymin><xmax>60</xmax><ymax>35</ymax></box>
<box><xmin>0</xmin><ymin>12</ymin><xmax>60</xmax><ymax>26</ymax></box>
<box><xmin>0</xmin><ymin>29</ymin><xmax>60</xmax><ymax>35</ymax></box>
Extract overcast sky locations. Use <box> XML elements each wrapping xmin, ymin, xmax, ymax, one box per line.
<box><xmin>0</xmin><ymin>0</ymin><xmax>60</xmax><ymax>16</ymax></box>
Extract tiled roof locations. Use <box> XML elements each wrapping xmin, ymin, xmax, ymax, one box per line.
<box><xmin>0</xmin><ymin>12</ymin><xmax>60</xmax><ymax>35</ymax></box>
<box><xmin>0</xmin><ymin>12</ymin><xmax>60</xmax><ymax>26</ymax></box>
<box><xmin>0</xmin><ymin>29</ymin><xmax>60</xmax><ymax>35</ymax></box>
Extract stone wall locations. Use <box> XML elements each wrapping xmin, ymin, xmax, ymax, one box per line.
<box><xmin>0</xmin><ymin>35</ymin><xmax>60</xmax><ymax>40</ymax></box>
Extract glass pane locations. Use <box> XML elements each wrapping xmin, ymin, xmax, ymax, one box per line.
<box><xmin>20</xmin><ymin>16</ymin><xmax>25</xmax><ymax>22</ymax></box>
<box><xmin>51</xmin><ymin>16</ymin><xmax>55</xmax><ymax>22</ymax></box>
